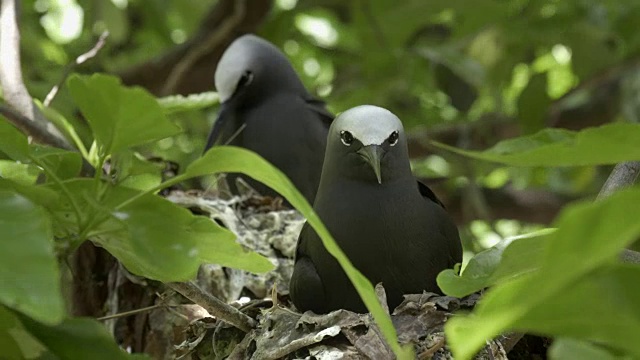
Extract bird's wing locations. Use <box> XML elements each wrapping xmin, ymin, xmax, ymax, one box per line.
<box><xmin>302</xmin><ymin>94</ymin><xmax>334</xmax><ymax>127</ymax></box>
<box><xmin>417</xmin><ymin>180</ymin><xmax>463</xmax><ymax>266</ymax></box>
<box><xmin>290</xmin><ymin>224</ymin><xmax>328</xmax><ymax>313</ymax></box>
<box><xmin>417</xmin><ymin>180</ymin><xmax>446</xmax><ymax>209</ymax></box>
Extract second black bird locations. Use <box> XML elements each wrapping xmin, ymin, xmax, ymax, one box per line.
<box><xmin>204</xmin><ymin>34</ymin><xmax>333</xmax><ymax>204</ymax></box>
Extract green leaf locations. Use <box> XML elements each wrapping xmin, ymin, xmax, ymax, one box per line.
<box><xmin>518</xmin><ymin>73</ymin><xmax>550</xmax><ymax>134</ymax></box>
<box><xmin>36</xmin><ymin>100</ymin><xmax>90</xmax><ymax>160</ymax></box>
<box><xmin>0</xmin><ymin>305</ymin><xmax>47</xmax><ymax>360</ymax></box>
<box><xmin>111</xmin><ymin>151</ymin><xmax>163</xmax><ymax>191</ymax></box>
<box><xmin>0</xmin><ymin>179</ymin><xmax>60</xmax><ymax>210</ymax></box>
<box><xmin>0</xmin><ymin>119</ymin><xmax>30</xmax><ymax>162</ymax></box>
<box><xmin>185</xmin><ymin>146</ymin><xmax>412</xmax><ymax>359</ymax></box>
<box><xmin>66</xmin><ymin>74</ymin><xmax>181</xmax><ymax>155</ymax></box>
<box><xmin>432</xmin><ymin>123</ymin><xmax>640</xmax><ymax>166</ymax></box>
<box><xmin>157</xmin><ymin>92</ymin><xmax>219</xmax><ymax>114</ymax></box>
<box><xmin>0</xmin><ymin>160</ymin><xmax>40</xmax><ymax>185</ymax></box>
<box><xmin>50</xmin><ymin>179</ymin><xmax>273</xmax><ymax>281</ymax></box>
<box><xmin>449</xmin><ymin>264</ymin><xmax>640</xmax><ymax>359</ymax></box>
<box><xmin>549</xmin><ymin>338</ymin><xmax>630</xmax><ymax>360</ymax></box>
<box><xmin>0</xmin><ymin>189</ymin><xmax>64</xmax><ymax>325</ymax></box>
<box><xmin>18</xmin><ymin>313</ymin><xmax>143</xmax><ymax>359</ymax></box>
<box><xmin>446</xmin><ymin>187</ymin><xmax>640</xmax><ymax>359</ymax></box>
<box><xmin>438</xmin><ymin>230</ymin><xmax>551</xmax><ymax>297</ymax></box>
<box><xmin>30</xmin><ymin>145</ymin><xmax>82</xmax><ymax>180</ymax></box>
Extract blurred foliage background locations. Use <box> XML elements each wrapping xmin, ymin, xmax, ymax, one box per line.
<box><xmin>4</xmin><ymin>1</ymin><xmax>640</xmax><ymax>358</ymax></box>
<box><xmin>17</xmin><ymin>0</ymin><xmax>640</xmax><ymax>257</ymax></box>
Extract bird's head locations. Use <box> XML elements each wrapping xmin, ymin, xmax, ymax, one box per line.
<box><xmin>214</xmin><ymin>34</ymin><xmax>306</xmax><ymax>104</ymax></box>
<box><xmin>325</xmin><ymin>105</ymin><xmax>412</xmax><ymax>184</ymax></box>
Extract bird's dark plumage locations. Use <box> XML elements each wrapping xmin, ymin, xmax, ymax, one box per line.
<box><xmin>290</xmin><ymin>105</ymin><xmax>462</xmax><ymax>313</ymax></box>
<box><xmin>204</xmin><ymin>34</ymin><xmax>332</xmax><ymax>203</ymax></box>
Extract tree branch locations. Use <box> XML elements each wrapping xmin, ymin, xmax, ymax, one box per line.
<box><xmin>119</xmin><ymin>0</ymin><xmax>273</xmax><ymax>95</ymax></box>
<box><xmin>597</xmin><ymin>161</ymin><xmax>640</xmax><ymax>200</ymax></box>
<box><xmin>44</xmin><ymin>31</ymin><xmax>109</xmax><ymax>107</ymax></box>
<box><xmin>161</xmin><ymin>0</ymin><xmax>246</xmax><ymax>96</ymax></box>
<box><xmin>0</xmin><ymin>0</ymin><xmax>72</xmax><ymax>150</ymax></box>
<box><xmin>167</xmin><ymin>281</ymin><xmax>256</xmax><ymax>333</ymax></box>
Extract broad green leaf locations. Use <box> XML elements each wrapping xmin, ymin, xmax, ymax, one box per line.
<box><xmin>0</xmin><ymin>179</ymin><xmax>59</xmax><ymax>210</ymax></box>
<box><xmin>30</xmin><ymin>145</ymin><xmax>82</xmax><ymax>180</ymax></box>
<box><xmin>0</xmin><ymin>161</ymin><xmax>40</xmax><ymax>185</ymax></box>
<box><xmin>18</xmin><ymin>314</ymin><xmax>143</xmax><ymax>359</ymax></box>
<box><xmin>66</xmin><ymin>74</ymin><xmax>181</xmax><ymax>155</ymax></box>
<box><xmin>0</xmin><ymin>189</ymin><xmax>64</xmax><ymax>325</ymax></box>
<box><xmin>49</xmin><ymin>179</ymin><xmax>273</xmax><ymax>281</ymax></box>
<box><xmin>449</xmin><ymin>265</ymin><xmax>640</xmax><ymax>359</ymax></box>
<box><xmin>446</xmin><ymin>187</ymin><xmax>640</xmax><ymax>359</ymax></box>
<box><xmin>157</xmin><ymin>92</ymin><xmax>219</xmax><ymax>114</ymax></box>
<box><xmin>432</xmin><ymin>123</ymin><xmax>640</xmax><ymax>167</ymax></box>
<box><xmin>438</xmin><ymin>230</ymin><xmax>551</xmax><ymax>297</ymax></box>
<box><xmin>0</xmin><ymin>305</ymin><xmax>47</xmax><ymax>359</ymax></box>
<box><xmin>0</xmin><ymin>119</ymin><xmax>29</xmax><ymax>162</ymax></box>
<box><xmin>549</xmin><ymin>338</ymin><xmax>631</xmax><ymax>360</ymax></box>
<box><xmin>186</xmin><ymin>146</ymin><xmax>412</xmax><ymax>359</ymax></box>
<box><xmin>518</xmin><ymin>73</ymin><xmax>550</xmax><ymax>134</ymax></box>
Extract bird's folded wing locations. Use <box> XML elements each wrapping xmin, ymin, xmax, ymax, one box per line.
<box><xmin>417</xmin><ymin>179</ymin><xmax>446</xmax><ymax>209</ymax></box>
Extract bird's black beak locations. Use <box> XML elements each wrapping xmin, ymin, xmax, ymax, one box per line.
<box><xmin>357</xmin><ymin>145</ymin><xmax>384</xmax><ymax>184</ymax></box>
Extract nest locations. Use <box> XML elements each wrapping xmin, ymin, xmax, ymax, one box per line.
<box><xmin>161</xmin><ymin>189</ymin><xmax>531</xmax><ymax>359</ymax></box>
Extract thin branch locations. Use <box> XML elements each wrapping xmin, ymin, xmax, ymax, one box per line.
<box><xmin>596</xmin><ymin>161</ymin><xmax>640</xmax><ymax>200</ymax></box>
<box><xmin>96</xmin><ymin>303</ymin><xmax>169</xmax><ymax>321</ymax></box>
<box><xmin>44</xmin><ymin>31</ymin><xmax>110</xmax><ymax>107</ymax></box>
<box><xmin>0</xmin><ymin>0</ymin><xmax>72</xmax><ymax>150</ymax></box>
<box><xmin>167</xmin><ymin>281</ymin><xmax>256</xmax><ymax>333</ymax></box>
<box><xmin>161</xmin><ymin>0</ymin><xmax>246</xmax><ymax>95</ymax></box>
<box><xmin>596</xmin><ymin>161</ymin><xmax>640</xmax><ymax>265</ymax></box>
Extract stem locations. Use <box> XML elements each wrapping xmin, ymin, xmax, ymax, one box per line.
<box><xmin>30</xmin><ymin>156</ymin><xmax>83</xmax><ymax>227</ymax></box>
<box><xmin>114</xmin><ymin>174</ymin><xmax>188</xmax><ymax>210</ymax></box>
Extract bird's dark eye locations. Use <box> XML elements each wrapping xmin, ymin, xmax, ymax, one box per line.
<box><xmin>237</xmin><ymin>70</ymin><xmax>253</xmax><ymax>89</ymax></box>
<box><xmin>388</xmin><ymin>131</ymin><xmax>399</xmax><ymax>146</ymax></box>
<box><xmin>340</xmin><ymin>131</ymin><xmax>354</xmax><ymax>146</ymax></box>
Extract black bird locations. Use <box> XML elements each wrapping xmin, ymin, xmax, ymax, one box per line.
<box><xmin>204</xmin><ymin>34</ymin><xmax>333</xmax><ymax>204</ymax></box>
<box><xmin>290</xmin><ymin>105</ymin><xmax>462</xmax><ymax>313</ymax></box>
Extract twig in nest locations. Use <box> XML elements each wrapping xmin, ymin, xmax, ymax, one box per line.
<box><xmin>96</xmin><ymin>303</ymin><xmax>182</xmax><ymax>321</ymax></box>
<box><xmin>161</xmin><ymin>0</ymin><xmax>246</xmax><ymax>95</ymax></box>
<box><xmin>168</xmin><ymin>281</ymin><xmax>256</xmax><ymax>333</ymax></box>
<box><xmin>44</xmin><ymin>31</ymin><xmax>110</xmax><ymax>107</ymax></box>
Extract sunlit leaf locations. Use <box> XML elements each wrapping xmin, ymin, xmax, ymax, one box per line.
<box><xmin>0</xmin><ymin>161</ymin><xmax>40</xmax><ymax>185</ymax></box>
<box><xmin>432</xmin><ymin>123</ymin><xmax>640</xmax><ymax>166</ymax></box>
<box><xmin>438</xmin><ymin>230</ymin><xmax>551</xmax><ymax>297</ymax></box>
<box><xmin>67</xmin><ymin>74</ymin><xmax>181</xmax><ymax>155</ymax></box>
<box><xmin>446</xmin><ymin>188</ymin><xmax>640</xmax><ymax>359</ymax></box>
